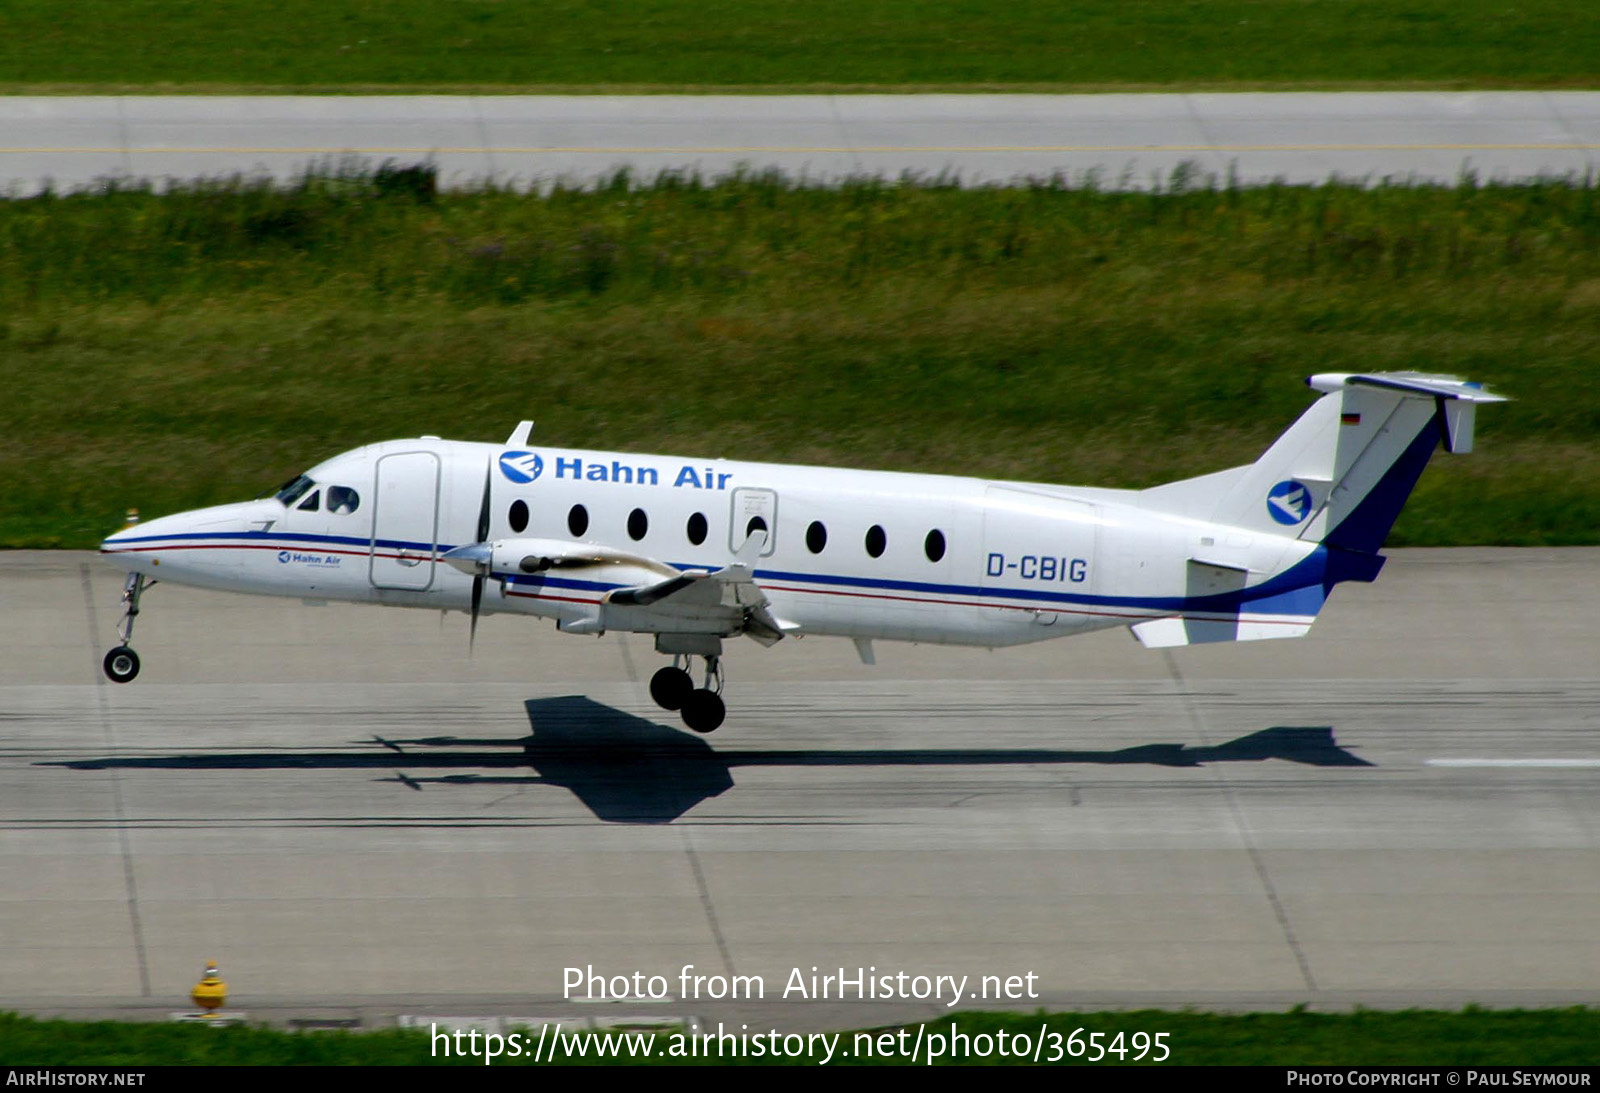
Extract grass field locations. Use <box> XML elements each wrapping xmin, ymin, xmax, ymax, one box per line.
<box><xmin>0</xmin><ymin>0</ymin><xmax>1597</xmax><ymax>92</ymax></box>
<box><xmin>2</xmin><ymin>166</ymin><xmax>1598</xmax><ymax>550</ymax></box>
<box><xmin>3</xmin><ymin>1008</ymin><xmax>1599</xmax><ymax>1065</ymax></box>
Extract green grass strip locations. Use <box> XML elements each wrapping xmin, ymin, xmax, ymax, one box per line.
<box><xmin>0</xmin><ymin>1</ymin><xmax>1597</xmax><ymax>91</ymax></box>
<box><xmin>3</xmin><ymin>166</ymin><xmax>1598</xmax><ymax>549</ymax></box>
<box><xmin>3</xmin><ymin>1008</ymin><xmax>1598</xmax><ymax>1065</ymax></box>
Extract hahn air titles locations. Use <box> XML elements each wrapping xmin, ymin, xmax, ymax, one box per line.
<box><xmin>547</xmin><ymin>455</ymin><xmax>733</xmax><ymax>491</ymax></box>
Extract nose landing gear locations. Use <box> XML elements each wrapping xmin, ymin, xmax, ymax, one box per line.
<box><xmin>649</xmin><ymin>654</ymin><xmax>726</xmax><ymax>733</ymax></box>
<box><xmin>102</xmin><ymin>573</ymin><xmax>152</xmax><ymax>683</ymax></box>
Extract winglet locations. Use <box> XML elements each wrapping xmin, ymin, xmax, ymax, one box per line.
<box><xmin>505</xmin><ymin>420</ymin><xmax>535</xmax><ymax>446</ymax></box>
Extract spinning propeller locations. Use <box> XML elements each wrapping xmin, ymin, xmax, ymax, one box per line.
<box><xmin>468</xmin><ymin>459</ymin><xmax>492</xmax><ymax>651</ymax></box>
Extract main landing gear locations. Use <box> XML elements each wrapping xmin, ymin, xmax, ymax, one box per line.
<box><xmin>102</xmin><ymin>573</ymin><xmax>152</xmax><ymax>684</ymax></box>
<box><xmin>650</xmin><ymin>654</ymin><xmax>726</xmax><ymax>733</ymax></box>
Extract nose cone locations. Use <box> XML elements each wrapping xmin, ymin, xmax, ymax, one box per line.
<box><xmin>99</xmin><ymin>510</ymin><xmax>190</xmax><ymax>574</ymax></box>
<box><xmin>99</xmin><ymin>501</ymin><xmax>268</xmax><ymax>576</ymax></box>
<box><xmin>101</xmin><ymin>520</ymin><xmax>145</xmax><ymax>550</ymax></box>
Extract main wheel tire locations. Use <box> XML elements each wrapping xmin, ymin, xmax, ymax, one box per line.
<box><xmin>103</xmin><ymin>646</ymin><xmax>140</xmax><ymax>684</ymax></box>
<box><xmin>681</xmin><ymin>689</ymin><xmax>726</xmax><ymax>733</ymax></box>
<box><xmin>649</xmin><ymin>666</ymin><xmax>695</xmax><ymax>711</ymax></box>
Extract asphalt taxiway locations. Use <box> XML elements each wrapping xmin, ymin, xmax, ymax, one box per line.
<box><xmin>2</xmin><ymin>547</ymin><xmax>1597</xmax><ymax>1030</ymax></box>
<box><xmin>2</xmin><ymin>92</ymin><xmax>1597</xmax><ymax>193</ymax></box>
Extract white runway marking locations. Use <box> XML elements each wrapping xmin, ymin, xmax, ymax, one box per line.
<box><xmin>1426</xmin><ymin>759</ymin><xmax>1600</xmax><ymax>768</ymax></box>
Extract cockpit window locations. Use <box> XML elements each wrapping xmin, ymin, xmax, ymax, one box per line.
<box><xmin>327</xmin><ymin>486</ymin><xmax>360</xmax><ymax>515</ymax></box>
<box><xmin>297</xmin><ymin>489</ymin><xmax>321</xmax><ymax>512</ymax></box>
<box><xmin>275</xmin><ymin>474</ymin><xmax>315</xmax><ymax>507</ymax></box>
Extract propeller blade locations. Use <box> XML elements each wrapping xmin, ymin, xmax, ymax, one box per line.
<box><xmin>469</xmin><ymin>458</ymin><xmax>493</xmax><ymax>655</ymax></box>
<box><xmin>476</xmin><ymin>459</ymin><xmax>493</xmax><ymax>542</ymax></box>
<box><xmin>470</xmin><ymin>574</ymin><xmax>483</xmax><ymax>653</ymax></box>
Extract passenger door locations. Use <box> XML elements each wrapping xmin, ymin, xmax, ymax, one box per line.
<box><xmin>369</xmin><ymin>451</ymin><xmax>441</xmax><ymax>590</ymax></box>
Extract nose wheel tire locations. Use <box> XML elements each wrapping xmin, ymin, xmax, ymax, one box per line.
<box><xmin>649</xmin><ymin>666</ymin><xmax>695</xmax><ymax>711</ymax></box>
<box><xmin>681</xmin><ymin>689</ymin><xmax>726</xmax><ymax>733</ymax></box>
<box><xmin>103</xmin><ymin>646</ymin><xmax>141</xmax><ymax>684</ymax></box>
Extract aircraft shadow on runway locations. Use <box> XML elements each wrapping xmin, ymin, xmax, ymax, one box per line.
<box><xmin>45</xmin><ymin>695</ymin><xmax>1372</xmax><ymax>825</ymax></box>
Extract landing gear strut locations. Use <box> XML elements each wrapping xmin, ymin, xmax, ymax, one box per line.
<box><xmin>650</xmin><ymin>654</ymin><xmax>726</xmax><ymax>733</ymax></box>
<box><xmin>102</xmin><ymin>573</ymin><xmax>151</xmax><ymax>683</ymax></box>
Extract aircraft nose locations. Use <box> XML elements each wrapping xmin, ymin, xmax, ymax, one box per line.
<box><xmin>99</xmin><ymin>513</ymin><xmax>170</xmax><ymax>572</ymax></box>
<box><xmin>99</xmin><ymin>524</ymin><xmax>145</xmax><ymax>572</ymax></box>
<box><xmin>100</xmin><ymin>522</ymin><xmax>138</xmax><ymax>549</ymax></box>
<box><xmin>99</xmin><ymin>509</ymin><xmax>209</xmax><ymax>571</ymax></box>
<box><xmin>102</xmin><ymin>510</ymin><xmax>173</xmax><ymax>546</ymax></box>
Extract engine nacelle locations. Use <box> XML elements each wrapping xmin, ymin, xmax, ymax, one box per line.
<box><xmin>440</xmin><ymin>537</ymin><xmax>680</xmax><ymax>585</ymax></box>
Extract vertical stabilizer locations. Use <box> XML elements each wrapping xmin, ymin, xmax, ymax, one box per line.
<box><xmin>1128</xmin><ymin>373</ymin><xmax>1503</xmax><ymax>648</ymax></box>
<box><xmin>1143</xmin><ymin>372</ymin><xmax>1504</xmax><ymax>551</ymax></box>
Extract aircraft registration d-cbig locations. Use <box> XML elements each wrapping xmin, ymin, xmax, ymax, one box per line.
<box><xmin>99</xmin><ymin>372</ymin><xmax>1502</xmax><ymax>732</ymax></box>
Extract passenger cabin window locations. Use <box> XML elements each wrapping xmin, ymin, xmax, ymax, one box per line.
<box><xmin>924</xmin><ymin>529</ymin><xmax>946</xmax><ymax>562</ymax></box>
<box><xmin>274</xmin><ymin>474</ymin><xmax>315</xmax><ymax>507</ymax></box>
<box><xmin>745</xmin><ymin>515</ymin><xmax>768</xmax><ymax>540</ymax></box>
<box><xmin>296</xmin><ymin>489</ymin><xmax>320</xmax><ymax>512</ymax></box>
<box><xmin>508</xmin><ymin>499</ymin><xmax>529</xmax><ymax>533</ymax></box>
<box><xmin>686</xmin><ymin>512</ymin><xmax>708</xmax><ymax>546</ymax></box>
<box><xmin>865</xmin><ymin>524</ymin><xmax>887</xmax><ymax>558</ymax></box>
<box><xmin>628</xmin><ymin>508</ymin><xmax>649</xmax><ymax>541</ymax></box>
<box><xmin>806</xmin><ymin>521</ymin><xmax>827</xmax><ymax>554</ymax></box>
<box><xmin>568</xmin><ymin>504</ymin><xmax>589</xmax><ymax>537</ymax></box>
<box><xmin>327</xmin><ymin>486</ymin><xmax>360</xmax><ymax>515</ymax></box>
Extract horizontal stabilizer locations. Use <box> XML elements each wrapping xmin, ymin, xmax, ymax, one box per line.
<box><xmin>1131</xmin><ymin>615</ymin><xmax>1315</xmax><ymax>648</ymax></box>
<box><xmin>1129</xmin><ymin>551</ymin><xmax>1322</xmax><ymax>647</ymax></box>
<box><xmin>1309</xmin><ymin>372</ymin><xmax>1507</xmax><ymax>404</ymax></box>
<box><xmin>1311</xmin><ymin>371</ymin><xmax>1505</xmax><ymax>456</ymax></box>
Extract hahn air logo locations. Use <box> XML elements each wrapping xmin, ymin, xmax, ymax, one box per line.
<box><xmin>499</xmin><ymin>450</ymin><xmax>544</xmax><ymax>484</ymax></box>
<box><xmin>277</xmin><ymin>550</ymin><xmax>340</xmax><ymax>567</ymax></box>
<box><xmin>1266</xmin><ymin>479</ymin><xmax>1314</xmax><ymax>526</ymax></box>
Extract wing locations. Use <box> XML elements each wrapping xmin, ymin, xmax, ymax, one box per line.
<box><xmin>441</xmin><ymin>531</ymin><xmax>797</xmax><ymax>645</ymax></box>
<box><xmin>604</xmin><ymin>531</ymin><xmax>798</xmax><ymax>646</ymax></box>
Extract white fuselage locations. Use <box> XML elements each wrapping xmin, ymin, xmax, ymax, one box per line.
<box><xmin>99</xmin><ymin>437</ymin><xmax>1322</xmax><ymax>650</ymax></box>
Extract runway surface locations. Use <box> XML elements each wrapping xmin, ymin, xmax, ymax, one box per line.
<box><xmin>2</xmin><ymin>546</ymin><xmax>1598</xmax><ymax>1031</ymax></box>
<box><xmin>2</xmin><ymin>92</ymin><xmax>1598</xmax><ymax>193</ymax></box>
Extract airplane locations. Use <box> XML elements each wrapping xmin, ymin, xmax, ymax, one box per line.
<box><xmin>97</xmin><ymin>371</ymin><xmax>1503</xmax><ymax>732</ymax></box>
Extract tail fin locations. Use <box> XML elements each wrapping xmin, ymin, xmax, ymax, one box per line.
<box><xmin>1143</xmin><ymin>372</ymin><xmax>1505</xmax><ymax>550</ymax></box>
<box><xmin>1128</xmin><ymin>372</ymin><xmax>1503</xmax><ymax>650</ymax></box>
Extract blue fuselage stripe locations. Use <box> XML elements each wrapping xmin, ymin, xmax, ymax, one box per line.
<box><xmin>105</xmin><ymin>528</ymin><xmax>1344</xmax><ymax>616</ymax></box>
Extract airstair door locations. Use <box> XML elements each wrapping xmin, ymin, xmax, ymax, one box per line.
<box><xmin>369</xmin><ymin>451</ymin><xmax>441</xmax><ymax>591</ymax></box>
